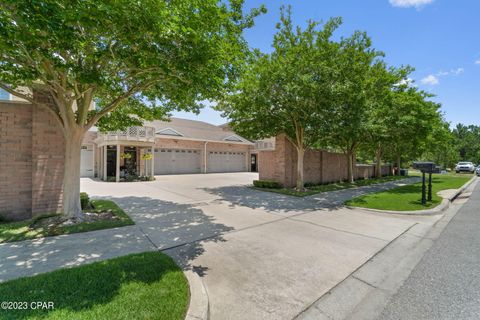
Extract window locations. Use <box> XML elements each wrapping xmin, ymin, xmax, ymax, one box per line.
<box><xmin>0</xmin><ymin>89</ymin><xmax>10</xmax><ymax>101</ymax></box>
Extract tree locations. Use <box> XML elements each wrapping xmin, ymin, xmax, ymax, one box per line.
<box><xmin>324</xmin><ymin>32</ymin><xmax>383</xmax><ymax>182</ymax></box>
<box><xmin>0</xmin><ymin>0</ymin><xmax>264</xmax><ymax>219</ymax></box>
<box><xmin>383</xmin><ymin>88</ymin><xmax>442</xmax><ymax>174</ymax></box>
<box><xmin>363</xmin><ymin>65</ymin><xmax>413</xmax><ymax>178</ymax></box>
<box><xmin>217</xmin><ymin>7</ymin><xmax>340</xmax><ymax>190</ymax></box>
<box><xmin>422</xmin><ymin>120</ymin><xmax>458</xmax><ymax>169</ymax></box>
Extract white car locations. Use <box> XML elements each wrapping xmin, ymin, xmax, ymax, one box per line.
<box><xmin>455</xmin><ymin>162</ymin><xmax>475</xmax><ymax>173</ymax></box>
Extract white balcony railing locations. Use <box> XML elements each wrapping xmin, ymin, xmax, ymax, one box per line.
<box><xmin>96</xmin><ymin>126</ymin><xmax>156</xmax><ymax>143</ymax></box>
<box><xmin>254</xmin><ymin>140</ymin><xmax>275</xmax><ymax>151</ymax></box>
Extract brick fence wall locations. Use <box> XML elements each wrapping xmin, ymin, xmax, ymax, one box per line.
<box><xmin>258</xmin><ymin>134</ymin><xmax>392</xmax><ymax>188</ymax></box>
<box><xmin>0</xmin><ymin>99</ymin><xmax>64</xmax><ymax>221</ymax></box>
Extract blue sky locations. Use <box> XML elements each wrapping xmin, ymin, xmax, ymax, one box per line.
<box><xmin>172</xmin><ymin>0</ymin><xmax>480</xmax><ymax>128</ymax></box>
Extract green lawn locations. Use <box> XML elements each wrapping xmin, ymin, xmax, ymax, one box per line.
<box><xmin>345</xmin><ymin>172</ymin><xmax>473</xmax><ymax>211</ymax></box>
<box><xmin>253</xmin><ymin>175</ymin><xmax>409</xmax><ymax>197</ymax></box>
<box><xmin>0</xmin><ymin>199</ymin><xmax>134</xmax><ymax>243</ymax></box>
<box><xmin>0</xmin><ymin>252</ymin><xmax>189</xmax><ymax>320</ymax></box>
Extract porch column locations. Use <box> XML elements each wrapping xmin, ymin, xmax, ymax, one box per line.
<box><xmin>116</xmin><ymin>144</ymin><xmax>121</xmax><ymax>182</ymax></box>
<box><xmin>150</xmin><ymin>147</ymin><xmax>155</xmax><ymax>177</ymax></box>
<box><xmin>103</xmin><ymin>145</ymin><xmax>107</xmax><ymax>181</ymax></box>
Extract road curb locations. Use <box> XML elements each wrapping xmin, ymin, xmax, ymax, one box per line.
<box><xmin>184</xmin><ymin>270</ymin><xmax>209</xmax><ymax>320</ymax></box>
<box><xmin>295</xmin><ymin>179</ymin><xmax>477</xmax><ymax>320</ymax></box>
<box><xmin>346</xmin><ymin>176</ymin><xmax>477</xmax><ymax>216</ymax></box>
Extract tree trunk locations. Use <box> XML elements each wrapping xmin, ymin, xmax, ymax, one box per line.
<box><xmin>396</xmin><ymin>154</ymin><xmax>401</xmax><ymax>176</ymax></box>
<box><xmin>347</xmin><ymin>151</ymin><xmax>354</xmax><ymax>183</ymax></box>
<box><xmin>62</xmin><ymin>129</ymin><xmax>85</xmax><ymax>219</ymax></box>
<box><xmin>296</xmin><ymin>146</ymin><xmax>305</xmax><ymax>191</ymax></box>
<box><xmin>375</xmin><ymin>148</ymin><xmax>382</xmax><ymax>178</ymax></box>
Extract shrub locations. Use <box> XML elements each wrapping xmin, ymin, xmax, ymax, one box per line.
<box><xmin>253</xmin><ymin>180</ymin><xmax>282</xmax><ymax>189</ymax></box>
<box><xmin>80</xmin><ymin>192</ymin><xmax>90</xmax><ymax>210</ymax></box>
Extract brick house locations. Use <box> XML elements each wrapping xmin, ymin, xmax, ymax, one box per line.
<box><xmin>0</xmin><ymin>91</ymin><xmax>255</xmax><ymax>221</ymax></box>
<box><xmin>82</xmin><ymin>117</ymin><xmax>256</xmax><ymax>182</ymax></box>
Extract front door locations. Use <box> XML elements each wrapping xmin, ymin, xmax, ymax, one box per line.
<box><xmin>106</xmin><ymin>146</ymin><xmax>117</xmax><ymax>177</ymax></box>
<box><xmin>251</xmin><ymin>154</ymin><xmax>258</xmax><ymax>172</ymax></box>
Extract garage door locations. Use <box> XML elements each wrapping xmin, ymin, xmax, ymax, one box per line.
<box><xmin>80</xmin><ymin>145</ymin><xmax>94</xmax><ymax>177</ymax></box>
<box><xmin>207</xmin><ymin>151</ymin><xmax>246</xmax><ymax>173</ymax></box>
<box><xmin>154</xmin><ymin>148</ymin><xmax>201</xmax><ymax>175</ymax></box>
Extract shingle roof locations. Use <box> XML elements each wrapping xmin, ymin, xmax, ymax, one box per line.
<box><xmin>145</xmin><ymin>118</ymin><xmax>251</xmax><ymax>144</ymax></box>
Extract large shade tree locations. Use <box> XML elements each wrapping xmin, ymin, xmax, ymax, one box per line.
<box><xmin>0</xmin><ymin>0</ymin><xmax>264</xmax><ymax>218</ymax></box>
<box><xmin>383</xmin><ymin>88</ymin><xmax>442</xmax><ymax>173</ymax></box>
<box><xmin>217</xmin><ymin>7</ymin><xmax>341</xmax><ymax>190</ymax></box>
<box><xmin>363</xmin><ymin>65</ymin><xmax>413</xmax><ymax>178</ymax></box>
<box><xmin>325</xmin><ymin>32</ymin><xmax>383</xmax><ymax>182</ymax></box>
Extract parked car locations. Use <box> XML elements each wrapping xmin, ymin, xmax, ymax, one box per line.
<box><xmin>455</xmin><ymin>162</ymin><xmax>475</xmax><ymax>173</ymax></box>
<box><xmin>476</xmin><ymin>166</ymin><xmax>480</xmax><ymax>176</ymax></box>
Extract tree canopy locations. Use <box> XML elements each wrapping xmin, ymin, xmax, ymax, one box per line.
<box><xmin>0</xmin><ymin>0</ymin><xmax>265</xmax><ymax>217</ymax></box>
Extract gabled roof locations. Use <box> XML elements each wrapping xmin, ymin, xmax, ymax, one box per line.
<box><xmin>156</xmin><ymin>127</ymin><xmax>183</xmax><ymax>136</ymax></box>
<box><xmin>145</xmin><ymin>118</ymin><xmax>252</xmax><ymax>144</ymax></box>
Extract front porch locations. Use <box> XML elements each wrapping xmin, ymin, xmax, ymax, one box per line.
<box><xmin>94</xmin><ymin>126</ymin><xmax>156</xmax><ymax>182</ymax></box>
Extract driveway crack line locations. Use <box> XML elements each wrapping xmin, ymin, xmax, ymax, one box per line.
<box><xmin>352</xmin><ymin>275</ymin><xmax>377</xmax><ymax>288</ymax></box>
<box><xmin>292</xmin><ymin>222</ymin><xmax>419</xmax><ymax>320</ymax></box>
<box><xmin>287</xmin><ymin>217</ymin><xmax>390</xmax><ymax>242</ymax></box>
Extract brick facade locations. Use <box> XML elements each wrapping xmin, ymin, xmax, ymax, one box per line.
<box><xmin>258</xmin><ymin>134</ymin><xmax>392</xmax><ymax>188</ymax></box>
<box><xmin>0</xmin><ymin>101</ymin><xmax>64</xmax><ymax>220</ymax></box>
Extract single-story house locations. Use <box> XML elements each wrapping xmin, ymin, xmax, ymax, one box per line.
<box><xmin>80</xmin><ymin>117</ymin><xmax>257</xmax><ymax>181</ymax></box>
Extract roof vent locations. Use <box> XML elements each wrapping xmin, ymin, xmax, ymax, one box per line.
<box><xmin>156</xmin><ymin>128</ymin><xmax>183</xmax><ymax>136</ymax></box>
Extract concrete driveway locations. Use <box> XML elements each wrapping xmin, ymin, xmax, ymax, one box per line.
<box><xmin>80</xmin><ymin>173</ymin><xmax>439</xmax><ymax>320</ymax></box>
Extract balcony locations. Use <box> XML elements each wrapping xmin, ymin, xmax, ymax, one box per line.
<box><xmin>95</xmin><ymin>126</ymin><xmax>156</xmax><ymax>146</ymax></box>
<box><xmin>254</xmin><ymin>139</ymin><xmax>275</xmax><ymax>151</ymax></box>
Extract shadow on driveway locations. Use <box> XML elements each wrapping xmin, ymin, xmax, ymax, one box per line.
<box><xmin>201</xmin><ymin>178</ymin><xmax>421</xmax><ymax>214</ymax></box>
<box><xmin>98</xmin><ymin>196</ymin><xmax>234</xmax><ymax>277</ymax></box>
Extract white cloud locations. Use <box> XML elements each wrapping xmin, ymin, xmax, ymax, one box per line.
<box><xmin>389</xmin><ymin>0</ymin><xmax>434</xmax><ymax>8</ymax></box>
<box><xmin>475</xmin><ymin>59</ymin><xmax>480</xmax><ymax>65</ymax></box>
<box><xmin>451</xmin><ymin>67</ymin><xmax>464</xmax><ymax>75</ymax></box>
<box><xmin>421</xmin><ymin>74</ymin><xmax>439</xmax><ymax>85</ymax></box>
<box><xmin>420</xmin><ymin>67</ymin><xmax>464</xmax><ymax>86</ymax></box>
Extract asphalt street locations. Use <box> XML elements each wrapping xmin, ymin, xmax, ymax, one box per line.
<box><xmin>378</xmin><ymin>179</ymin><xmax>480</xmax><ymax>320</ymax></box>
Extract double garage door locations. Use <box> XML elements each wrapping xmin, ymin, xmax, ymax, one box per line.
<box><xmin>154</xmin><ymin>148</ymin><xmax>201</xmax><ymax>175</ymax></box>
<box><xmin>154</xmin><ymin>148</ymin><xmax>247</xmax><ymax>175</ymax></box>
<box><xmin>207</xmin><ymin>151</ymin><xmax>246</xmax><ymax>173</ymax></box>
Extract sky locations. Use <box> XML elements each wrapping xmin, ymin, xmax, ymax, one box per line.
<box><xmin>172</xmin><ymin>0</ymin><xmax>480</xmax><ymax>128</ymax></box>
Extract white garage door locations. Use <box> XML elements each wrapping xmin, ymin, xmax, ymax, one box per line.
<box><xmin>154</xmin><ymin>148</ymin><xmax>201</xmax><ymax>175</ymax></box>
<box><xmin>207</xmin><ymin>151</ymin><xmax>246</xmax><ymax>173</ymax></box>
<box><xmin>80</xmin><ymin>145</ymin><xmax>94</xmax><ymax>177</ymax></box>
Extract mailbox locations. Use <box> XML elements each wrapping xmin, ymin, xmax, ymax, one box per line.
<box><xmin>432</xmin><ymin>166</ymin><xmax>442</xmax><ymax>174</ymax></box>
<box><xmin>412</xmin><ymin>162</ymin><xmax>436</xmax><ymax>173</ymax></box>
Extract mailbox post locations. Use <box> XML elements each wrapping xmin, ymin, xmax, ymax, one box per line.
<box><xmin>412</xmin><ymin>162</ymin><xmax>438</xmax><ymax>205</ymax></box>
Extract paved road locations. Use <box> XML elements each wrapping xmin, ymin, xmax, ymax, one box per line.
<box><xmin>378</xmin><ymin>181</ymin><xmax>480</xmax><ymax>320</ymax></box>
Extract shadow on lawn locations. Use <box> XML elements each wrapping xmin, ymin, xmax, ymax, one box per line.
<box><xmin>0</xmin><ymin>196</ymin><xmax>233</xmax><ymax>282</ymax></box>
<box><xmin>0</xmin><ymin>252</ymin><xmax>186</xmax><ymax>319</ymax></box>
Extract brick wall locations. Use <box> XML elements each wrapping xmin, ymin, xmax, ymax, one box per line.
<box><xmin>0</xmin><ymin>98</ymin><xmax>65</xmax><ymax>221</ymax></box>
<box><xmin>0</xmin><ymin>102</ymin><xmax>33</xmax><ymax>220</ymax></box>
<box><xmin>31</xmin><ymin>106</ymin><xmax>64</xmax><ymax>216</ymax></box>
<box><xmin>258</xmin><ymin>134</ymin><xmax>392</xmax><ymax>188</ymax></box>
